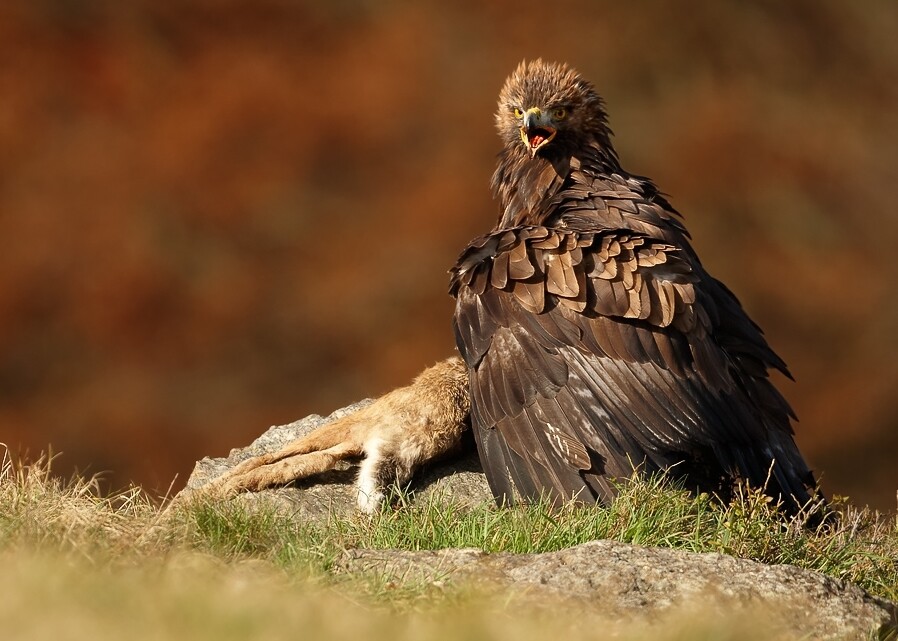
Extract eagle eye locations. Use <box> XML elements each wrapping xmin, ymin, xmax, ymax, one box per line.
<box><xmin>552</xmin><ymin>107</ymin><xmax>567</xmax><ymax>120</ymax></box>
<box><xmin>513</xmin><ymin>107</ymin><xmax>523</xmax><ymax>119</ymax></box>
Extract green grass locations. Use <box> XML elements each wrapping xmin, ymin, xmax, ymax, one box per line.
<box><xmin>178</xmin><ymin>477</ymin><xmax>898</xmax><ymax>604</ymax></box>
<box><xmin>1</xmin><ymin>450</ymin><xmax>896</xmax><ymax>640</ymax></box>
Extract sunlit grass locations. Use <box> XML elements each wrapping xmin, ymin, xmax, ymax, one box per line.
<box><xmin>1</xmin><ymin>449</ymin><xmax>896</xmax><ymax>641</ymax></box>
<box><xmin>177</xmin><ymin>476</ymin><xmax>897</xmax><ymax>603</ymax></box>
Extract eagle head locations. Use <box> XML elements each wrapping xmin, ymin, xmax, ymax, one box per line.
<box><xmin>496</xmin><ymin>59</ymin><xmax>612</xmax><ymax>159</ymax></box>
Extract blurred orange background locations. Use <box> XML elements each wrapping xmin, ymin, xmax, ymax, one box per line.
<box><xmin>1</xmin><ymin>1</ymin><xmax>896</xmax><ymax>508</ymax></box>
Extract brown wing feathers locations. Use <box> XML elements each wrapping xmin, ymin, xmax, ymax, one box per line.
<box><xmin>452</xmin><ymin>220</ymin><xmax>817</xmax><ymax>511</ymax></box>
<box><xmin>454</xmin><ymin>226</ymin><xmax>710</xmax><ymax>497</ymax></box>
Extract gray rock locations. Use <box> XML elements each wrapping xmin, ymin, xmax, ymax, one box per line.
<box><xmin>183</xmin><ymin>400</ymin><xmax>492</xmax><ymax>519</ymax></box>
<box><xmin>340</xmin><ymin>541</ymin><xmax>898</xmax><ymax>641</ymax></box>
<box><xmin>181</xmin><ymin>402</ymin><xmax>897</xmax><ymax>640</ymax></box>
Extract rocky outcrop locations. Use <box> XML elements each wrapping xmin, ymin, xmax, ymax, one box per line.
<box><xmin>340</xmin><ymin>542</ymin><xmax>897</xmax><ymax>641</ymax></box>
<box><xmin>181</xmin><ymin>402</ymin><xmax>897</xmax><ymax>641</ymax></box>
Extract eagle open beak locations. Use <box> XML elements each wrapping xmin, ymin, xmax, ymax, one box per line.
<box><xmin>520</xmin><ymin>108</ymin><xmax>557</xmax><ymax>157</ymax></box>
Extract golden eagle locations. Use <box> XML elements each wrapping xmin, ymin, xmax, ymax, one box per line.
<box><xmin>450</xmin><ymin>60</ymin><xmax>819</xmax><ymax>513</ymax></box>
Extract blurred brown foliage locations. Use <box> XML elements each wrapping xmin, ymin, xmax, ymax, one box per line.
<box><xmin>1</xmin><ymin>0</ymin><xmax>896</xmax><ymax>507</ymax></box>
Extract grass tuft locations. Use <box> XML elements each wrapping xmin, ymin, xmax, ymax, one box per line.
<box><xmin>319</xmin><ymin>475</ymin><xmax>897</xmax><ymax>602</ymax></box>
